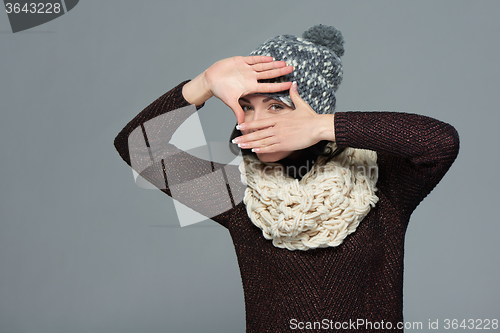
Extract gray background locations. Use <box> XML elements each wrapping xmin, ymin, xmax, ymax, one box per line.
<box><xmin>1</xmin><ymin>0</ymin><xmax>499</xmax><ymax>332</ymax></box>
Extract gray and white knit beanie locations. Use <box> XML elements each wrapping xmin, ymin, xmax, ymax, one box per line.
<box><xmin>249</xmin><ymin>24</ymin><xmax>344</xmax><ymax>114</ymax></box>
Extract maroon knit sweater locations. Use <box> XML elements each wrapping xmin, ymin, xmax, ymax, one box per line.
<box><xmin>114</xmin><ymin>81</ymin><xmax>459</xmax><ymax>332</ymax></box>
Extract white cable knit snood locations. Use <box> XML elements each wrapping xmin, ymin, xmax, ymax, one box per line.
<box><xmin>239</xmin><ymin>144</ymin><xmax>379</xmax><ymax>251</ymax></box>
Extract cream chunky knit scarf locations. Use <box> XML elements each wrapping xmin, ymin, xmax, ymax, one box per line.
<box><xmin>239</xmin><ymin>144</ymin><xmax>379</xmax><ymax>251</ymax></box>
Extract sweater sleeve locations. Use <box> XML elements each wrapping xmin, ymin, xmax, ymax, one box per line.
<box><xmin>113</xmin><ymin>81</ymin><xmax>245</xmax><ymax>228</ymax></box>
<box><xmin>334</xmin><ymin>111</ymin><xmax>460</xmax><ymax>218</ymax></box>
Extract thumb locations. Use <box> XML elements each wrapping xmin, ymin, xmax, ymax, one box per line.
<box><xmin>289</xmin><ymin>81</ymin><xmax>317</xmax><ymax>115</ymax></box>
<box><xmin>289</xmin><ymin>81</ymin><xmax>305</xmax><ymax>107</ymax></box>
<box><xmin>227</xmin><ymin>100</ymin><xmax>245</xmax><ymax>125</ymax></box>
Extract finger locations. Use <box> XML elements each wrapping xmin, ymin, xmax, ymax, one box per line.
<box><xmin>256</xmin><ymin>66</ymin><xmax>294</xmax><ymax>80</ymax></box>
<box><xmin>251</xmin><ymin>61</ymin><xmax>288</xmax><ymax>72</ymax></box>
<box><xmin>245</xmin><ymin>55</ymin><xmax>274</xmax><ymax>65</ymax></box>
<box><xmin>289</xmin><ymin>81</ymin><xmax>302</xmax><ymax>99</ymax></box>
<box><xmin>239</xmin><ymin>135</ymin><xmax>280</xmax><ymax>150</ymax></box>
<box><xmin>251</xmin><ymin>144</ymin><xmax>281</xmax><ymax>154</ymax></box>
<box><xmin>288</xmin><ymin>81</ymin><xmax>303</xmax><ymax>104</ymax></box>
<box><xmin>239</xmin><ymin>117</ymin><xmax>278</xmax><ymax>132</ymax></box>
<box><xmin>235</xmin><ymin>127</ymin><xmax>275</xmax><ymax>144</ymax></box>
<box><xmin>226</xmin><ymin>100</ymin><xmax>246</xmax><ymax>125</ymax></box>
<box><xmin>255</xmin><ymin>81</ymin><xmax>293</xmax><ymax>94</ymax></box>
<box><xmin>289</xmin><ymin>82</ymin><xmax>316</xmax><ymax>114</ymax></box>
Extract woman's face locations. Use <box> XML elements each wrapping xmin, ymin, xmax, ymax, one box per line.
<box><xmin>238</xmin><ymin>94</ymin><xmax>297</xmax><ymax>163</ymax></box>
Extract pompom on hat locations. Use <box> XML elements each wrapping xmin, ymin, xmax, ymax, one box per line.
<box><xmin>249</xmin><ymin>24</ymin><xmax>344</xmax><ymax>114</ymax></box>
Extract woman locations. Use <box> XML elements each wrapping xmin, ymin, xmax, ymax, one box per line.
<box><xmin>114</xmin><ymin>25</ymin><xmax>459</xmax><ymax>332</ymax></box>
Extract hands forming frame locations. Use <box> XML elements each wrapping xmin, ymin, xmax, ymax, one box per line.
<box><xmin>182</xmin><ymin>56</ymin><xmax>335</xmax><ymax>154</ymax></box>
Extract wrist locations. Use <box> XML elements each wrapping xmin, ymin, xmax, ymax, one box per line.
<box><xmin>316</xmin><ymin>114</ymin><xmax>336</xmax><ymax>142</ymax></box>
<box><xmin>182</xmin><ymin>71</ymin><xmax>213</xmax><ymax>106</ymax></box>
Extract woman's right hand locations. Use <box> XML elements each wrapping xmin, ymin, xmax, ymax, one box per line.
<box><xmin>183</xmin><ymin>56</ymin><xmax>293</xmax><ymax>125</ymax></box>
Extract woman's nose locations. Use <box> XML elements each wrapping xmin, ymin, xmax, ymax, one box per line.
<box><xmin>252</xmin><ymin>108</ymin><xmax>265</xmax><ymax>121</ymax></box>
<box><xmin>245</xmin><ymin>109</ymin><xmax>261</xmax><ymax>124</ymax></box>
<box><xmin>252</xmin><ymin>109</ymin><xmax>273</xmax><ymax>133</ymax></box>
<box><xmin>245</xmin><ymin>109</ymin><xmax>264</xmax><ymax>134</ymax></box>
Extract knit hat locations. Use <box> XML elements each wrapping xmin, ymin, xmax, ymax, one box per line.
<box><xmin>249</xmin><ymin>24</ymin><xmax>344</xmax><ymax>114</ymax></box>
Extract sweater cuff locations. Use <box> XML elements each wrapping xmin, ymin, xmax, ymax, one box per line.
<box><xmin>333</xmin><ymin>111</ymin><xmax>350</xmax><ymax>148</ymax></box>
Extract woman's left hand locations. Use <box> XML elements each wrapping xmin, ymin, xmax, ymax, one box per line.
<box><xmin>234</xmin><ymin>82</ymin><xmax>336</xmax><ymax>153</ymax></box>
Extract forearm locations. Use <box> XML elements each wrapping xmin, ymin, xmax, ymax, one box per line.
<box><xmin>114</xmin><ymin>80</ymin><xmax>197</xmax><ymax>166</ymax></box>
<box><xmin>333</xmin><ymin>111</ymin><xmax>459</xmax><ymax>165</ymax></box>
<box><xmin>332</xmin><ymin>110</ymin><xmax>459</xmax><ymax>216</ymax></box>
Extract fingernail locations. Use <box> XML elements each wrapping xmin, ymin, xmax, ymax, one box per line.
<box><xmin>236</xmin><ymin>124</ymin><xmax>241</xmax><ymax>130</ymax></box>
<box><xmin>238</xmin><ymin>123</ymin><xmax>247</xmax><ymax>130</ymax></box>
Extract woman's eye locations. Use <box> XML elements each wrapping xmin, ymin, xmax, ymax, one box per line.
<box><xmin>241</xmin><ymin>105</ymin><xmax>253</xmax><ymax>112</ymax></box>
<box><xmin>269</xmin><ymin>104</ymin><xmax>285</xmax><ymax>111</ymax></box>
